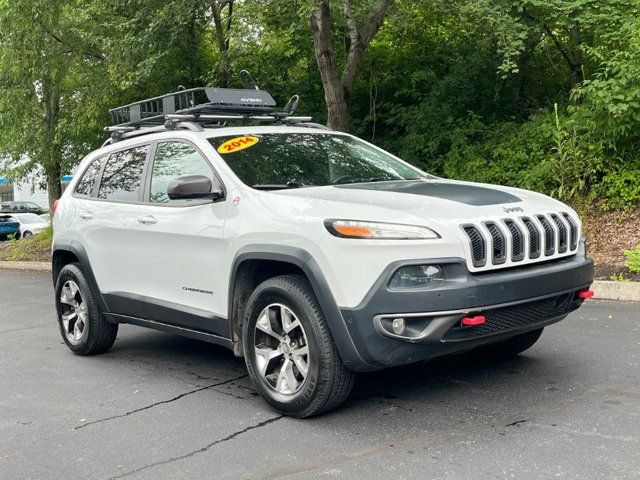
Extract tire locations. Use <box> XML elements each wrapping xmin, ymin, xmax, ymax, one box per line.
<box><xmin>22</xmin><ymin>231</ymin><xmax>33</xmax><ymax>238</ymax></box>
<box><xmin>54</xmin><ymin>262</ymin><xmax>118</xmax><ymax>355</ymax></box>
<box><xmin>243</xmin><ymin>274</ymin><xmax>355</xmax><ymax>418</ymax></box>
<box><xmin>473</xmin><ymin>328</ymin><xmax>544</xmax><ymax>358</ymax></box>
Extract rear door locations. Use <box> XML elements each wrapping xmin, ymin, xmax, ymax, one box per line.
<box><xmin>78</xmin><ymin>143</ymin><xmax>154</xmax><ymax>317</ymax></box>
<box><xmin>131</xmin><ymin>139</ymin><xmax>229</xmax><ymax>336</ymax></box>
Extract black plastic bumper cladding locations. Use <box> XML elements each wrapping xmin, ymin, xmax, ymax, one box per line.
<box><xmin>339</xmin><ymin>252</ymin><xmax>594</xmax><ymax>370</ymax></box>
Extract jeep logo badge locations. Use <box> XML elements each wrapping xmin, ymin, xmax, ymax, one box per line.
<box><xmin>502</xmin><ymin>206</ymin><xmax>524</xmax><ymax>213</ymax></box>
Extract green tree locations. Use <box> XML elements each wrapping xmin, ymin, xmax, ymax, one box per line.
<box><xmin>0</xmin><ymin>0</ymin><xmax>108</xmax><ymax>207</ymax></box>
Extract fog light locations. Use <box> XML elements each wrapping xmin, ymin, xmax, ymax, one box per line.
<box><xmin>390</xmin><ymin>265</ymin><xmax>445</xmax><ymax>289</ymax></box>
<box><xmin>392</xmin><ymin>318</ymin><xmax>406</xmax><ymax>335</ymax></box>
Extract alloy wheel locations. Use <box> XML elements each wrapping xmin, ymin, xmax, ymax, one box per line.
<box><xmin>253</xmin><ymin>303</ymin><xmax>310</xmax><ymax>396</ymax></box>
<box><xmin>59</xmin><ymin>280</ymin><xmax>88</xmax><ymax>345</ymax></box>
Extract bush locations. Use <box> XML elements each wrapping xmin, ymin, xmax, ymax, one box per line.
<box><xmin>625</xmin><ymin>245</ymin><xmax>640</xmax><ymax>273</ymax></box>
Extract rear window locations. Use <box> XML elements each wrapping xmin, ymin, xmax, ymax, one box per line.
<box><xmin>75</xmin><ymin>156</ymin><xmax>106</xmax><ymax>197</ymax></box>
<box><xmin>98</xmin><ymin>146</ymin><xmax>148</xmax><ymax>202</ymax></box>
<box><xmin>207</xmin><ymin>133</ymin><xmax>422</xmax><ymax>189</ymax></box>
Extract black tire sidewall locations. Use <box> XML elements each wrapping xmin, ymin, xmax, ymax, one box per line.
<box><xmin>243</xmin><ymin>280</ymin><xmax>326</xmax><ymax>415</ymax></box>
<box><xmin>54</xmin><ymin>263</ymin><xmax>100</xmax><ymax>354</ymax></box>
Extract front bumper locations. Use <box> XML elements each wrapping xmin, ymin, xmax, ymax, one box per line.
<box><xmin>338</xmin><ymin>248</ymin><xmax>594</xmax><ymax>371</ymax></box>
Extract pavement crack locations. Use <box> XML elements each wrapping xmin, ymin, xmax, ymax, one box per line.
<box><xmin>505</xmin><ymin>419</ymin><xmax>528</xmax><ymax>427</ymax></box>
<box><xmin>75</xmin><ymin>373</ymin><xmax>248</xmax><ymax>430</ymax></box>
<box><xmin>0</xmin><ymin>323</ymin><xmax>51</xmax><ymax>334</ymax></box>
<box><xmin>109</xmin><ymin>415</ymin><xmax>283</xmax><ymax>479</ymax></box>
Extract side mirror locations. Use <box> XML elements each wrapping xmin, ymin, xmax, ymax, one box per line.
<box><xmin>167</xmin><ymin>175</ymin><xmax>224</xmax><ymax>201</ymax></box>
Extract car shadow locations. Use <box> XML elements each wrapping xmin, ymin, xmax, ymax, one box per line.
<box><xmin>106</xmin><ymin>326</ymin><xmax>557</xmax><ymax>417</ymax></box>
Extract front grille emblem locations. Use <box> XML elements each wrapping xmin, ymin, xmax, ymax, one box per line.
<box><xmin>502</xmin><ymin>206</ymin><xmax>524</xmax><ymax>213</ymax></box>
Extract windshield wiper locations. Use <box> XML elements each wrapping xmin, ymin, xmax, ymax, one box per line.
<box><xmin>337</xmin><ymin>177</ymin><xmax>395</xmax><ymax>185</ymax></box>
<box><xmin>252</xmin><ymin>181</ymin><xmax>306</xmax><ymax>191</ymax></box>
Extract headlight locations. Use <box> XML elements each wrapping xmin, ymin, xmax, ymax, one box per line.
<box><xmin>389</xmin><ymin>265</ymin><xmax>445</xmax><ymax>289</ymax></box>
<box><xmin>325</xmin><ymin>220</ymin><xmax>439</xmax><ymax>240</ymax></box>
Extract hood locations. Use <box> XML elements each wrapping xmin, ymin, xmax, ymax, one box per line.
<box><xmin>268</xmin><ymin>179</ymin><xmax>567</xmax><ymax>226</ymax></box>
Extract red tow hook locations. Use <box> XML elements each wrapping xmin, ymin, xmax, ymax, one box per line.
<box><xmin>578</xmin><ymin>289</ymin><xmax>595</xmax><ymax>299</ymax></box>
<box><xmin>461</xmin><ymin>315</ymin><xmax>486</xmax><ymax>326</ymax></box>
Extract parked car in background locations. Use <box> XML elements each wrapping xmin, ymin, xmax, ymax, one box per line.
<box><xmin>0</xmin><ymin>214</ymin><xmax>20</xmax><ymax>240</ymax></box>
<box><xmin>40</xmin><ymin>213</ymin><xmax>51</xmax><ymax>223</ymax></box>
<box><xmin>0</xmin><ymin>201</ymin><xmax>47</xmax><ymax>215</ymax></box>
<box><xmin>11</xmin><ymin>213</ymin><xmax>48</xmax><ymax>239</ymax></box>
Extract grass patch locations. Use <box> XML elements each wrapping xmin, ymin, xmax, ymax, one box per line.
<box><xmin>0</xmin><ymin>226</ymin><xmax>52</xmax><ymax>262</ymax></box>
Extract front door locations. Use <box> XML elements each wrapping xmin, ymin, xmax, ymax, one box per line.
<box><xmin>132</xmin><ymin>140</ymin><xmax>229</xmax><ymax>337</ymax></box>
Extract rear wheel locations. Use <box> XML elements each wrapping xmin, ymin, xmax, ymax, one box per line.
<box><xmin>243</xmin><ymin>274</ymin><xmax>355</xmax><ymax>418</ymax></box>
<box><xmin>55</xmin><ymin>263</ymin><xmax>118</xmax><ymax>355</ymax></box>
<box><xmin>473</xmin><ymin>328</ymin><xmax>544</xmax><ymax>357</ymax></box>
<box><xmin>22</xmin><ymin>230</ymin><xmax>33</xmax><ymax>238</ymax></box>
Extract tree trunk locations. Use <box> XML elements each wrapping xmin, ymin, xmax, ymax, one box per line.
<box><xmin>47</xmin><ymin>168</ymin><xmax>62</xmax><ymax>210</ymax></box>
<box><xmin>42</xmin><ymin>80</ymin><xmax>63</xmax><ymax>209</ymax></box>
<box><xmin>311</xmin><ymin>0</ymin><xmax>350</xmax><ymax>131</ymax></box>
<box><xmin>310</xmin><ymin>0</ymin><xmax>392</xmax><ymax>132</ymax></box>
<box><xmin>568</xmin><ymin>23</ymin><xmax>583</xmax><ymax>104</ymax></box>
<box><xmin>211</xmin><ymin>0</ymin><xmax>234</xmax><ymax>88</ymax></box>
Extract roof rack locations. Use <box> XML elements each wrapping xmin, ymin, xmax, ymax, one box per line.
<box><xmin>105</xmin><ymin>73</ymin><xmax>318</xmax><ymax>143</ymax></box>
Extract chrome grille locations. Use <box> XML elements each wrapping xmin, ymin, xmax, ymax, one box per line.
<box><xmin>462</xmin><ymin>212</ymin><xmax>579</xmax><ymax>270</ymax></box>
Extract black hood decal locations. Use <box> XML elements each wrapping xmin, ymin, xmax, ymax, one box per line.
<box><xmin>336</xmin><ymin>181</ymin><xmax>522</xmax><ymax>206</ymax></box>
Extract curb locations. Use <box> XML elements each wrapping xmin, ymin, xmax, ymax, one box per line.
<box><xmin>0</xmin><ymin>261</ymin><xmax>638</xmax><ymax>302</ymax></box>
<box><xmin>0</xmin><ymin>261</ymin><xmax>51</xmax><ymax>272</ymax></box>
<box><xmin>592</xmin><ymin>280</ymin><xmax>640</xmax><ymax>303</ymax></box>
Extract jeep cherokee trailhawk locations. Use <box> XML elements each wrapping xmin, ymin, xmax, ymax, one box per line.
<box><xmin>52</xmin><ymin>85</ymin><xmax>594</xmax><ymax>417</ymax></box>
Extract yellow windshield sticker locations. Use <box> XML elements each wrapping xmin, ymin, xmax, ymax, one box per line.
<box><xmin>217</xmin><ymin>136</ymin><xmax>259</xmax><ymax>154</ymax></box>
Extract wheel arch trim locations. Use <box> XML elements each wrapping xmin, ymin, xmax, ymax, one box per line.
<box><xmin>52</xmin><ymin>241</ymin><xmax>110</xmax><ymax>313</ymax></box>
<box><xmin>228</xmin><ymin>244</ymin><xmax>374</xmax><ymax>371</ymax></box>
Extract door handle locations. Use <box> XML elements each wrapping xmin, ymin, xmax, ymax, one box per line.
<box><xmin>137</xmin><ymin>215</ymin><xmax>158</xmax><ymax>225</ymax></box>
<box><xmin>78</xmin><ymin>212</ymin><xmax>93</xmax><ymax>220</ymax></box>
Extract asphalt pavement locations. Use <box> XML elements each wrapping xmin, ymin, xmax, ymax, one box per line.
<box><xmin>1</xmin><ymin>269</ymin><xmax>639</xmax><ymax>479</ymax></box>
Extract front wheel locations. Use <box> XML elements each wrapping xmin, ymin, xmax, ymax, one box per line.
<box><xmin>22</xmin><ymin>231</ymin><xmax>33</xmax><ymax>239</ymax></box>
<box><xmin>243</xmin><ymin>274</ymin><xmax>355</xmax><ymax>418</ymax></box>
<box><xmin>473</xmin><ymin>328</ymin><xmax>544</xmax><ymax>358</ymax></box>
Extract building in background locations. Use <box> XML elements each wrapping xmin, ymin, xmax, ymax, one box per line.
<box><xmin>0</xmin><ymin>176</ymin><xmax>72</xmax><ymax>208</ymax></box>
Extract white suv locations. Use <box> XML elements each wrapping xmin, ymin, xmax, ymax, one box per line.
<box><xmin>52</xmin><ymin>87</ymin><xmax>594</xmax><ymax>417</ymax></box>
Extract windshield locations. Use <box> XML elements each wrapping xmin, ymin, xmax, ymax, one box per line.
<box><xmin>208</xmin><ymin>133</ymin><xmax>424</xmax><ymax>189</ymax></box>
<box><xmin>14</xmin><ymin>213</ymin><xmax>45</xmax><ymax>224</ymax></box>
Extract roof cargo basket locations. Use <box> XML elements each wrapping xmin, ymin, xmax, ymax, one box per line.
<box><xmin>104</xmin><ymin>72</ymin><xmax>319</xmax><ymax>144</ymax></box>
<box><xmin>108</xmin><ymin>87</ymin><xmax>278</xmax><ymax>128</ymax></box>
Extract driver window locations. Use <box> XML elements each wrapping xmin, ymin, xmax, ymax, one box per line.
<box><xmin>150</xmin><ymin>142</ymin><xmax>216</xmax><ymax>205</ymax></box>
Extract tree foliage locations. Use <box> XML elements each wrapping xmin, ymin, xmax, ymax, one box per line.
<box><xmin>0</xmin><ymin>0</ymin><xmax>639</xmax><ymax>209</ymax></box>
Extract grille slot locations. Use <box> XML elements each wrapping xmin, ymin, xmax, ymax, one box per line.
<box><xmin>551</xmin><ymin>214</ymin><xmax>568</xmax><ymax>253</ymax></box>
<box><xmin>504</xmin><ymin>220</ymin><xmax>525</xmax><ymax>261</ymax></box>
<box><xmin>537</xmin><ymin>215</ymin><xmax>555</xmax><ymax>256</ymax></box>
<box><xmin>521</xmin><ymin>217</ymin><xmax>541</xmax><ymax>259</ymax></box>
<box><xmin>485</xmin><ymin>222</ymin><xmax>507</xmax><ymax>264</ymax></box>
<box><xmin>443</xmin><ymin>294</ymin><xmax>576</xmax><ymax>341</ymax></box>
<box><xmin>562</xmin><ymin>212</ymin><xmax>578</xmax><ymax>250</ymax></box>
<box><xmin>463</xmin><ymin>226</ymin><xmax>486</xmax><ymax>267</ymax></box>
